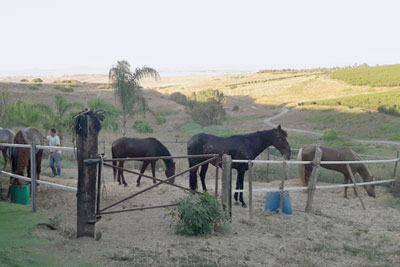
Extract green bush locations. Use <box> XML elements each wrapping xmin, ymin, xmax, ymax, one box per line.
<box><xmin>32</xmin><ymin>78</ymin><xmax>43</xmax><ymax>83</ymax></box>
<box><xmin>133</xmin><ymin>120</ymin><xmax>153</xmax><ymax>133</ymax></box>
<box><xmin>156</xmin><ymin>116</ymin><xmax>166</xmax><ymax>125</ymax></box>
<box><xmin>168</xmin><ymin>193</ymin><xmax>228</xmax><ymax>236</ymax></box>
<box><xmin>322</xmin><ymin>128</ymin><xmax>339</xmax><ymax>141</ymax></box>
<box><xmin>54</xmin><ymin>85</ymin><xmax>73</xmax><ymax>92</ymax></box>
<box><xmin>61</xmin><ymin>79</ymin><xmax>79</xmax><ymax>84</ymax></box>
<box><xmin>232</xmin><ymin>105</ymin><xmax>239</xmax><ymax>112</ymax></box>
<box><xmin>170</xmin><ymin>92</ymin><xmax>191</xmax><ymax>106</ymax></box>
<box><xmin>190</xmin><ymin>102</ymin><xmax>226</xmax><ymax>126</ymax></box>
<box><xmin>20</xmin><ymin>79</ymin><xmax>28</xmax><ymax>82</ymax></box>
<box><xmin>97</xmin><ymin>84</ymin><xmax>112</xmax><ymax>89</ymax></box>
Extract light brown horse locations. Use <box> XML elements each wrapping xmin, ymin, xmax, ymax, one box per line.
<box><xmin>11</xmin><ymin>127</ymin><xmax>43</xmax><ymax>185</ymax></box>
<box><xmin>0</xmin><ymin>128</ymin><xmax>15</xmax><ymax>170</ymax></box>
<box><xmin>297</xmin><ymin>144</ymin><xmax>376</xmax><ymax>198</ymax></box>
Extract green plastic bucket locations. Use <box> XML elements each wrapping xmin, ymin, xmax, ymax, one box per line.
<box><xmin>10</xmin><ymin>184</ymin><xmax>30</xmax><ymax>205</ymax></box>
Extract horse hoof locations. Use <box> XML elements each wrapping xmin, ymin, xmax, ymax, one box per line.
<box><xmin>136</xmin><ymin>183</ymin><xmax>140</xmax><ymax>187</ymax></box>
<box><xmin>241</xmin><ymin>203</ymin><xmax>247</xmax><ymax>208</ymax></box>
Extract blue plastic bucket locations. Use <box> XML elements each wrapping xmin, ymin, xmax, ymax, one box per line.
<box><xmin>264</xmin><ymin>191</ymin><xmax>292</xmax><ymax>214</ymax></box>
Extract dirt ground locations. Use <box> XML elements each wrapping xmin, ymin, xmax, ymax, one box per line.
<box><xmin>2</xmin><ymin>167</ymin><xmax>399</xmax><ymax>267</ymax></box>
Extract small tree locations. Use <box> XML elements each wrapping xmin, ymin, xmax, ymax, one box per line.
<box><xmin>188</xmin><ymin>89</ymin><xmax>226</xmax><ymax>126</ymax></box>
<box><xmin>39</xmin><ymin>95</ymin><xmax>83</xmax><ymax>144</ymax></box>
<box><xmin>88</xmin><ymin>99</ymin><xmax>121</xmax><ymax>132</ymax></box>
<box><xmin>109</xmin><ymin>60</ymin><xmax>159</xmax><ymax>136</ymax></box>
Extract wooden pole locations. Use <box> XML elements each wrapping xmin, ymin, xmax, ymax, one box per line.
<box><xmin>305</xmin><ymin>145</ymin><xmax>322</xmax><ymax>213</ymax></box>
<box><xmin>29</xmin><ymin>143</ymin><xmax>37</xmax><ymax>213</ymax></box>
<box><xmin>215</xmin><ymin>163</ymin><xmax>219</xmax><ymax>198</ymax></box>
<box><xmin>266</xmin><ymin>148</ymin><xmax>270</xmax><ymax>181</ymax></box>
<box><xmin>280</xmin><ymin>161</ymin><xmax>288</xmax><ymax>213</ymax></box>
<box><xmin>346</xmin><ymin>164</ymin><xmax>366</xmax><ymax>210</ymax></box>
<box><xmin>221</xmin><ymin>154</ymin><xmax>232</xmax><ymax>219</ymax></box>
<box><xmin>76</xmin><ymin>111</ymin><xmax>101</xmax><ymax>238</ymax></box>
<box><xmin>248</xmin><ymin>161</ymin><xmax>253</xmax><ymax>220</ymax></box>
<box><xmin>392</xmin><ymin>151</ymin><xmax>399</xmax><ymax>185</ymax></box>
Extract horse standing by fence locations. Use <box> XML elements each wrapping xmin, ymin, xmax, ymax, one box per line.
<box><xmin>188</xmin><ymin>125</ymin><xmax>291</xmax><ymax>207</ymax></box>
<box><xmin>112</xmin><ymin>137</ymin><xmax>176</xmax><ymax>187</ymax></box>
<box><xmin>297</xmin><ymin>144</ymin><xmax>376</xmax><ymax>198</ymax></box>
<box><xmin>10</xmin><ymin>127</ymin><xmax>43</xmax><ymax>185</ymax></box>
<box><xmin>0</xmin><ymin>128</ymin><xmax>15</xmax><ymax>170</ymax></box>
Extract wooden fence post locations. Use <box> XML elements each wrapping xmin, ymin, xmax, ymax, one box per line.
<box><xmin>248</xmin><ymin>161</ymin><xmax>253</xmax><ymax>220</ymax></box>
<box><xmin>29</xmin><ymin>143</ymin><xmax>37</xmax><ymax>213</ymax></box>
<box><xmin>76</xmin><ymin>110</ymin><xmax>101</xmax><ymax>238</ymax></box>
<box><xmin>221</xmin><ymin>154</ymin><xmax>232</xmax><ymax>219</ymax></box>
<box><xmin>305</xmin><ymin>145</ymin><xmax>322</xmax><ymax>213</ymax></box>
<box><xmin>393</xmin><ymin>150</ymin><xmax>399</xmax><ymax>183</ymax></box>
<box><xmin>280</xmin><ymin>161</ymin><xmax>288</xmax><ymax>213</ymax></box>
<box><xmin>215</xmin><ymin>163</ymin><xmax>219</xmax><ymax>198</ymax></box>
<box><xmin>346</xmin><ymin>164</ymin><xmax>366</xmax><ymax>210</ymax></box>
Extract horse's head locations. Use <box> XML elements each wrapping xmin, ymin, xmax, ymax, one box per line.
<box><xmin>272</xmin><ymin>125</ymin><xmax>291</xmax><ymax>160</ymax></box>
<box><xmin>364</xmin><ymin>175</ymin><xmax>376</xmax><ymax>198</ymax></box>
<box><xmin>165</xmin><ymin>162</ymin><xmax>176</xmax><ymax>184</ymax></box>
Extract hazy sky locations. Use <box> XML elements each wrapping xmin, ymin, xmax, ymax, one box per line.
<box><xmin>1</xmin><ymin>0</ymin><xmax>399</xmax><ymax>74</ymax></box>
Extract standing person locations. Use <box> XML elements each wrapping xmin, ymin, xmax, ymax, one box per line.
<box><xmin>45</xmin><ymin>129</ymin><xmax>61</xmax><ymax>176</ymax></box>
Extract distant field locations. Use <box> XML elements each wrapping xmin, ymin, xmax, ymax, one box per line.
<box><xmin>303</xmin><ymin>90</ymin><xmax>400</xmax><ymax>116</ymax></box>
<box><xmin>331</xmin><ymin>64</ymin><xmax>400</xmax><ymax>87</ymax></box>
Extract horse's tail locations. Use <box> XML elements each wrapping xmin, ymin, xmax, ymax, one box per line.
<box><xmin>297</xmin><ymin>147</ymin><xmax>306</xmax><ymax>186</ymax></box>
<box><xmin>111</xmin><ymin>147</ymin><xmax>117</xmax><ymax>182</ymax></box>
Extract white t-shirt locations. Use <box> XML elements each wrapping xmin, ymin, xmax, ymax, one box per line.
<box><xmin>46</xmin><ymin>135</ymin><xmax>61</xmax><ymax>154</ymax></box>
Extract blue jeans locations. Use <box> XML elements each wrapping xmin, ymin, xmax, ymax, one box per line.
<box><xmin>49</xmin><ymin>152</ymin><xmax>61</xmax><ymax>176</ymax></box>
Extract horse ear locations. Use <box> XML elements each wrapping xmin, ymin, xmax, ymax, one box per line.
<box><xmin>277</xmin><ymin>125</ymin><xmax>282</xmax><ymax>132</ymax></box>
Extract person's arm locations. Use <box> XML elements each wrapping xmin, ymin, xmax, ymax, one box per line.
<box><xmin>54</xmin><ymin>136</ymin><xmax>61</xmax><ymax>154</ymax></box>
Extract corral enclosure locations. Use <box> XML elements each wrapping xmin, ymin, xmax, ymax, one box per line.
<box><xmin>1</xmin><ymin>68</ymin><xmax>400</xmax><ymax>266</ymax></box>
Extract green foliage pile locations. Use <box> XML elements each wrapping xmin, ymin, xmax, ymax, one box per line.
<box><xmin>31</xmin><ymin>78</ymin><xmax>43</xmax><ymax>83</ymax></box>
<box><xmin>168</xmin><ymin>193</ymin><xmax>228</xmax><ymax>236</ymax></box>
<box><xmin>232</xmin><ymin>105</ymin><xmax>239</xmax><ymax>112</ymax></box>
<box><xmin>133</xmin><ymin>120</ymin><xmax>153</xmax><ymax>133</ymax></box>
<box><xmin>20</xmin><ymin>79</ymin><xmax>28</xmax><ymax>82</ymax></box>
<box><xmin>322</xmin><ymin>128</ymin><xmax>339</xmax><ymax>141</ymax></box>
<box><xmin>303</xmin><ymin>90</ymin><xmax>400</xmax><ymax>117</ymax></box>
<box><xmin>331</xmin><ymin>64</ymin><xmax>400</xmax><ymax>87</ymax></box>
<box><xmin>61</xmin><ymin>79</ymin><xmax>80</xmax><ymax>84</ymax></box>
<box><xmin>169</xmin><ymin>92</ymin><xmax>190</xmax><ymax>106</ymax></box>
<box><xmin>97</xmin><ymin>84</ymin><xmax>112</xmax><ymax>89</ymax></box>
<box><xmin>170</xmin><ymin>89</ymin><xmax>226</xmax><ymax>126</ymax></box>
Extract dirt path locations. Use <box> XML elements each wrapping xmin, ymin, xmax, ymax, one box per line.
<box><xmin>265</xmin><ymin>107</ymin><xmax>400</xmax><ymax>146</ymax></box>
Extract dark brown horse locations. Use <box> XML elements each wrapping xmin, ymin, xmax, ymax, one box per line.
<box><xmin>0</xmin><ymin>128</ymin><xmax>15</xmax><ymax>170</ymax></box>
<box><xmin>112</xmin><ymin>137</ymin><xmax>176</xmax><ymax>186</ymax></box>
<box><xmin>188</xmin><ymin>125</ymin><xmax>291</xmax><ymax>207</ymax></box>
<box><xmin>297</xmin><ymin>144</ymin><xmax>376</xmax><ymax>198</ymax></box>
<box><xmin>11</xmin><ymin>127</ymin><xmax>43</xmax><ymax>185</ymax></box>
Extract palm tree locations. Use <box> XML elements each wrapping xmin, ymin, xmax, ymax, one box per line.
<box><xmin>109</xmin><ymin>60</ymin><xmax>159</xmax><ymax>136</ymax></box>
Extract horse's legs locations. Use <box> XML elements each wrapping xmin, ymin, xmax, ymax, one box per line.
<box><xmin>234</xmin><ymin>170</ymin><xmax>240</xmax><ymax>204</ymax></box>
<box><xmin>237</xmin><ymin>169</ymin><xmax>246</xmax><ymax>207</ymax></box>
<box><xmin>304</xmin><ymin>165</ymin><xmax>312</xmax><ymax>186</ymax></box>
<box><xmin>151</xmin><ymin>161</ymin><xmax>156</xmax><ymax>184</ymax></box>
<box><xmin>2</xmin><ymin>150</ymin><xmax>7</xmax><ymax>170</ymax></box>
<box><xmin>136</xmin><ymin>161</ymin><xmax>150</xmax><ymax>187</ymax></box>
<box><xmin>118</xmin><ymin>161</ymin><xmax>128</xmax><ymax>186</ymax></box>
<box><xmin>189</xmin><ymin>158</ymin><xmax>199</xmax><ymax>191</ymax></box>
<box><xmin>344</xmin><ymin>174</ymin><xmax>349</xmax><ymax>198</ymax></box>
<box><xmin>199</xmin><ymin>163</ymin><xmax>209</xmax><ymax>191</ymax></box>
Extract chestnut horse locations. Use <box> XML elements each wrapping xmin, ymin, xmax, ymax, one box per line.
<box><xmin>188</xmin><ymin>125</ymin><xmax>291</xmax><ymax>207</ymax></box>
<box><xmin>112</xmin><ymin>137</ymin><xmax>176</xmax><ymax>187</ymax></box>
<box><xmin>0</xmin><ymin>128</ymin><xmax>15</xmax><ymax>170</ymax></box>
<box><xmin>10</xmin><ymin>127</ymin><xmax>43</xmax><ymax>185</ymax></box>
<box><xmin>297</xmin><ymin>144</ymin><xmax>376</xmax><ymax>198</ymax></box>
